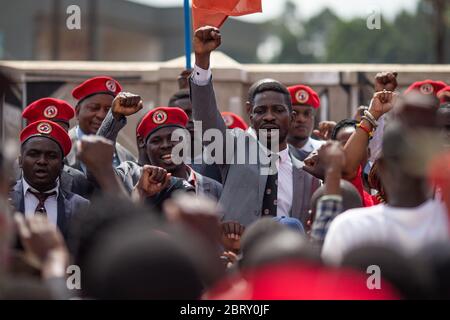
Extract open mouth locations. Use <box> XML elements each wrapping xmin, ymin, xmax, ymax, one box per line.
<box><xmin>34</xmin><ymin>169</ymin><xmax>49</xmax><ymax>178</ymax></box>
<box><xmin>160</xmin><ymin>154</ymin><xmax>173</xmax><ymax>164</ymax></box>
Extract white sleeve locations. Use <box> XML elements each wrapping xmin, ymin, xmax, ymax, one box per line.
<box><xmin>191</xmin><ymin>64</ymin><xmax>212</xmax><ymax>86</ymax></box>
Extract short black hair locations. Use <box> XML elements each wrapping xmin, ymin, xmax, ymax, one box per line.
<box><xmin>247</xmin><ymin>79</ymin><xmax>292</xmax><ymax>111</ymax></box>
<box><xmin>168</xmin><ymin>89</ymin><xmax>190</xmax><ymax>107</ymax></box>
<box><xmin>331</xmin><ymin>119</ymin><xmax>358</xmax><ymax>140</ymax></box>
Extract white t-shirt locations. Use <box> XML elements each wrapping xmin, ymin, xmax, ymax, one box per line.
<box><xmin>322</xmin><ymin>199</ymin><xmax>450</xmax><ymax>265</ymax></box>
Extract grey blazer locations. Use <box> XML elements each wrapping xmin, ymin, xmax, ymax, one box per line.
<box><xmin>9</xmin><ymin>179</ymin><xmax>90</xmax><ymax>241</ymax></box>
<box><xmin>190</xmin><ymin>79</ymin><xmax>320</xmax><ymax>226</ymax></box>
<box><xmin>66</xmin><ymin>126</ymin><xmax>136</xmax><ymax>172</ymax></box>
<box><xmin>97</xmin><ymin>110</ymin><xmax>223</xmax><ymax>201</ymax></box>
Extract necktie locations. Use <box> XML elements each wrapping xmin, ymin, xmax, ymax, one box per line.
<box><xmin>28</xmin><ymin>190</ymin><xmax>57</xmax><ymax>216</ymax></box>
<box><xmin>261</xmin><ymin>154</ymin><xmax>279</xmax><ymax>217</ymax></box>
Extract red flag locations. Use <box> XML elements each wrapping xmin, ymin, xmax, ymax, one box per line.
<box><xmin>192</xmin><ymin>0</ymin><xmax>262</xmax><ymax>30</ymax></box>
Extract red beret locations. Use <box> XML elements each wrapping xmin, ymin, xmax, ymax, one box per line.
<box><xmin>22</xmin><ymin>98</ymin><xmax>75</xmax><ymax>125</ymax></box>
<box><xmin>221</xmin><ymin>111</ymin><xmax>248</xmax><ymax>130</ymax></box>
<box><xmin>288</xmin><ymin>85</ymin><xmax>320</xmax><ymax>109</ymax></box>
<box><xmin>437</xmin><ymin>86</ymin><xmax>450</xmax><ymax>103</ymax></box>
<box><xmin>137</xmin><ymin>107</ymin><xmax>189</xmax><ymax>141</ymax></box>
<box><xmin>20</xmin><ymin>120</ymin><xmax>72</xmax><ymax>157</ymax></box>
<box><xmin>72</xmin><ymin>76</ymin><xmax>122</xmax><ymax>102</ymax></box>
<box><xmin>405</xmin><ymin>80</ymin><xmax>447</xmax><ymax>96</ymax></box>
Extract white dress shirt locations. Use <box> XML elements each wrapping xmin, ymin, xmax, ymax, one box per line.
<box><xmin>22</xmin><ymin>178</ymin><xmax>59</xmax><ymax>226</ymax></box>
<box><xmin>191</xmin><ymin>65</ymin><xmax>212</xmax><ymax>86</ymax></box>
<box><xmin>300</xmin><ymin>137</ymin><xmax>325</xmax><ymax>154</ymax></box>
<box><xmin>275</xmin><ymin>147</ymin><xmax>293</xmax><ymax>217</ymax></box>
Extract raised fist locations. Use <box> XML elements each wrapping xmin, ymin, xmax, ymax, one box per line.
<box><xmin>135</xmin><ymin>165</ymin><xmax>171</xmax><ymax>198</ymax></box>
<box><xmin>194</xmin><ymin>26</ymin><xmax>222</xmax><ymax>55</ymax></box>
<box><xmin>112</xmin><ymin>92</ymin><xmax>143</xmax><ymax>119</ymax></box>
<box><xmin>313</xmin><ymin>121</ymin><xmax>337</xmax><ymax>140</ymax></box>
<box><xmin>369</xmin><ymin>90</ymin><xmax>399</xmax><ymax>120</ymax></box>
<box><xmin>77</xmin><ymin>135</ymin><xmax>114</xmax><ymax>173</ymax></box>
<box><xmin>374</xmin><ymin>71</ymin><xmax>398</xmax><ymax>93</ymax></box>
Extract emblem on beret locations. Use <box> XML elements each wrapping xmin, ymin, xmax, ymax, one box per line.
<box><xmin>105</xmin><ymin>80</ymin><xmax>117</xmax><ymax>93</ymax></box>
<box><xmin>420</xmin><ymin>83</ymin><xmax>434</xmax><ymax>95</ymax></box>
<box><xmin>43</xmin><ymin>105</ymin><xmax>58</xmax><ymax>119</ymax></box>
<box><xmin>222</xmin><ymin>115</ymin><xmax>234</xmax><ymax>127</ymax></box>
<box><xmin>37</xmin><ymin>122</ymin><xmax>52</xmax><ymax>135</ymax></box>
<box><xmin>295</xmin><ymin>90</ymin><xmax>309</xmax><ymax>104</ymax></box>
<box><xmin>152</xmin><ymin>110</ymin><xmax>168</xmax><ymax>124</ymax></box>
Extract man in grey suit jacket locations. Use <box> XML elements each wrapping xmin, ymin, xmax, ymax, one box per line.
<box><xmin>65</xmin><ymin>76</ymin><xmax>136</xmax><ymax>172</ymax></box>
<box><xmin>95</xmin><ymin>96</ymin><xmax>222</xmax><ymax>201</ymax></box>
<box><xmin>189</xmin><ymin>26</ymin><xmax>320</xmax><ymax>226</ymax></box>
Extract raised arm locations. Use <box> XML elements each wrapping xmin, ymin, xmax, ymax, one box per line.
<box><xmin>190</xmin><ymin>26</ymin><xmax>227</xmax><ymax>136</ymax></box>
<box><xmin>97</xmin><ymin>92</ymin><xmax>143</xmax><ymax>143</ymax></box>
<box><xmin>342</xmin><ymin>72</ymin><xmax>398</xmax><ymax>179</ymax></box>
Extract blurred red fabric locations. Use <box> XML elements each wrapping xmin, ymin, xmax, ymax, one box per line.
<box><xmin>192</xmin><ymin>0</ymin><xmax>262</xmax><ymax>30</ymax></box>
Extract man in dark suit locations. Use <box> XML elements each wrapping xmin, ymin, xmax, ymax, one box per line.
<box><xmin>66</xmin><ymin>76</ymin><xmax>136</xmax><ymax>172</ymax></box>
<box><xmin>10</xmin><ymin>120</ymin><xmax>89</xmax><ymax>242</ymax></box>
<box><xmin>19</xmin><ymin>97</ymin><xmax>93</xmax><ymax>198</ymax></box>
<box><xmin>189</xmin><ymin>26</ymin><xmax>320</xmax><ymax>227</ymax></box>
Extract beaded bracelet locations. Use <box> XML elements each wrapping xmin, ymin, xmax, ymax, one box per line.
<box><xmin>363</xmin><ymin>110</ymin><xmax>378</xmax><ymax>128</ymax></box>
<box><xmin>357</xmin><ymin>122</ymin><xmax>374</xmax><ymax>138</ymax></box>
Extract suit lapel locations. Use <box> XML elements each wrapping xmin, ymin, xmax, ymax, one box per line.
<box><xmin>59</xmin><ymin>168</ymin><xmax>73</xmax><ymax>192</ymax></box>
<box><xmin>10</xmin><ymin>180</ymin><xmax>25</xmax><ymax>214</ymax></box>
<box><xmin>56</xmin><ymin>187</ymin><xmax>69</xmax><ymax>240</ymax></box>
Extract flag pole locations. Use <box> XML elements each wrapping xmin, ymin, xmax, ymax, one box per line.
<box><xmin>183</xmin><ymin>0</ymin><xmax>192</xmax><ymax>69</ymax></box>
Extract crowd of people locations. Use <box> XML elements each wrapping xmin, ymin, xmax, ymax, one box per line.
<box><xmin>0</xmin><ymin>26</ymin><xmax>449</xmax><ymax>300</ymax></box>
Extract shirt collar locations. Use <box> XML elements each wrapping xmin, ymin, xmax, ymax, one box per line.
<box><xmin>22</xmin><ymin>177</ymin><xmax>60</xmax><ymax>197</ymax></box>
<box><xmin>76</xmin><ymin>126</ymin><xmax>87</xmax><ymax>139</ymax></box>
<box><xmin>300</xmin><ymin>137</ymin><xmax>314</xmax><ymax>153</ymax></box>
<box><xmin>278</xmin><ymin>147</ymin><xmax>290</xmax><ymax>163</ymax></box>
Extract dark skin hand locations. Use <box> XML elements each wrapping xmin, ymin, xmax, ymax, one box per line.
<box><xmin>14</xmin><ymin>213</ymin><xmax>69</xmax><ymax>279</ymax></box>
<box><xmin>77</xmin><ymin>135</ymin><xmax>128</xmax><ymax>197</ymax></box>
<box><xmin>374</xmin><ymin>71</ymin><xmax>398</xmax><ymax>94</ymax></box>
<box><xmin>177</xmin><ymin>69</ymin><xmax>193</xmax><ymax>90</ymax></box>
<box><xmin>164</xmin><ymin>193</ymin><xmax>221</xmax><ymax>246</ymax></box>
<box><xmin>194</xmin><ymin>26</ymin><xmax>222</xmax><ymax>70</ymax></box>
<box><xmin>133</xmin><ymin>165</ymin><xmax>171</xmax><ymax>200</ymax></box>
<box><xmin>220</xmin><ymin>221</ymin><xmax>245</xmax><ymax>254</ymax></box>
<box><xmin>312</xmin><ymin>120</ymin><xmax>337</xmax><ymax>141</ymax></box>
<box><xmin>111</xmin><ymin>92</ymin><xmax>143</xmax><ymax>120</ymax></box>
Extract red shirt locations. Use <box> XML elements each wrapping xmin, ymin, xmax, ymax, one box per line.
<box><xmin>349</xmin><ymin>166</ymin><xmax>374</xmax><ymax>207</ymax></box>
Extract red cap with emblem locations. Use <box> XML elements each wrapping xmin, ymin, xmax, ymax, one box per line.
<box><xmin>72</xmin><ymin>76</ymin><xmax>122</xmax><ymax>103</ymax></box>
<box><xmin>437</xmin><ymin>86</ymin><xmax>450</xmax><ymax>103</ymax></box>
<box><xmin>221</xmin><ymin>111</ymin><xmax>248</xmax><ymax>130</ymax></box>
<box><xmin>405</xmin><ymin>80</ymin><xmax>447</xmax><ymax>96</ymax></box>
<box><xmin>288</xmin><ymin>85</ymin><xmax>320</xmax><ymax>109</ymax></box>
<box><xmin>20</xmin><ymin>120</ymin><xmax>72</xmax><ymax>156</ymax></box>
<box><xmin>137</xmin><ymin>107</ymin><xmax>189</xmax><ymax>141</ymax></box>
<box><xmin>22</xmin><ymin>98</ymin><xmax>75</xmax><ymax>125</ymax></box>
